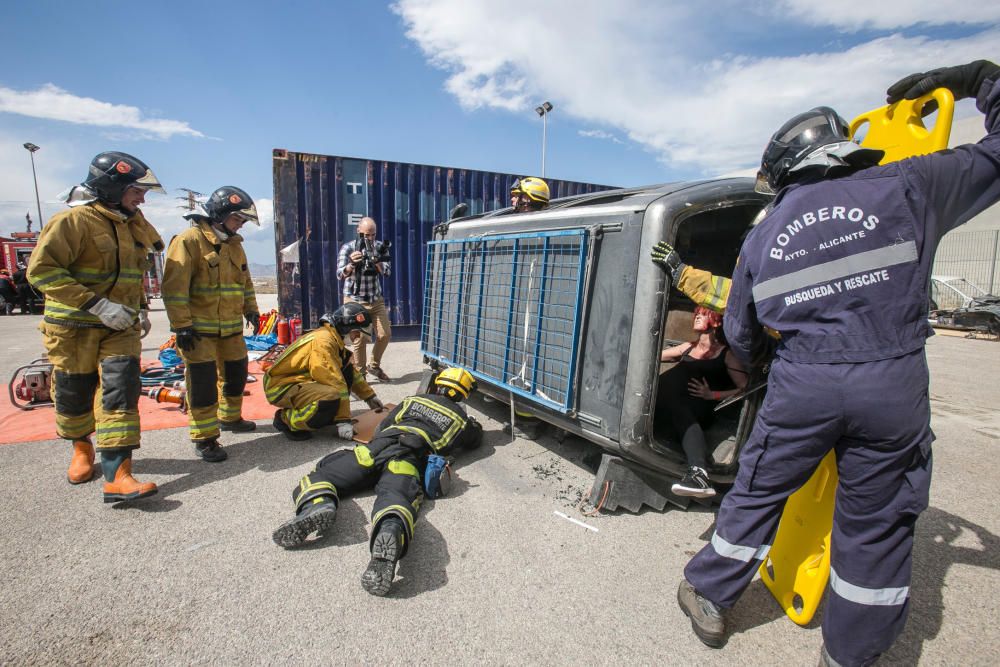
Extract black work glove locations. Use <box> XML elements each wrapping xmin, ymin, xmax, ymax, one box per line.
<box><xmin>175</xmin><ymin>327</ymin><xmax>200</xmax><ymax>352</ymax></box>
<box><xmin>886</xmin><ymin>60</ymin><xmax>1000</xmax><ymax>104</ymax></box>
<box><xmin>245</xmin><ymin>312</ymin><xmax>261</xmax><ymax>335</ymax></box>
<box><xmin>650</xmin><ymin>241</ymin><xmax>687</xmax><ymax>283</ymax></box>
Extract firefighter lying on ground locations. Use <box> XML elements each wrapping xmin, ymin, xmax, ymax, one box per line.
<box><xmin>263</xmin><ymin>303</ymin><xmax>383</xmax><ymax>441</ymax></box>
<box><xmin>162</xmin><ymin>186</ymin><xmax>261</xmax><ymax>463</ymax></box>
<box><xmin>271</xmin><ymin>367</ymin><xmax>483</xmax><ymax>597</ymax></box>
<box><xmin>27</xmin><ymin>151</ymin><xmax>165</xmax><ymax>503</ymax></box>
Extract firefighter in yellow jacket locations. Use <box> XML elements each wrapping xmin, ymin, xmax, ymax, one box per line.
<box><xmin>162</xmin><ymin>186</ymin><xmax>261</xmax><ymax>463</ymax></box>
<box><xmin>651</xmin><ymin>241</ymin><xmax>731</xmax><ymax>313</ymax></box>
<box><xmin>264</xmin><ymin>303</ymin><xmax>384</xmax><ymax>441</ymax></box>
<box><xmin>27</xmin><ymin>151</ymin><xmax>164</xmax><ymax>503</ymax></box>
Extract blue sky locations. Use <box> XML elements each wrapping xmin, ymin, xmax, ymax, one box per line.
<box><xmin>1</xmin><ymin>1</ymin><xmax>997</xmax><ymax>263</ymax></box>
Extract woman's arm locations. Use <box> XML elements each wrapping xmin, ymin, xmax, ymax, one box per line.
<box><xmin>725</xmin><ymin>350</ymin><xmax>749</xmax><ymax>390</ymax></box>
<box><xmin>687</xmin><ymin>351</ymin><xmax>749</xmax><ymax>401</ymax></box>
<box><xmin>660</xmin><ymin>342</ymin><xmax>691</xmax><ymax>362</ymax></box>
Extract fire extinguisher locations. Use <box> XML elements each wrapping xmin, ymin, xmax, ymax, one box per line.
<box><xmin>276</xmin><ymin>317</ymin><xmax>290</xmax><ymax>344</ymax></box>
<box><xmin>290</xmin><ymin>316</ymin><xmax>302</xmax><ymax>341</ymax></box>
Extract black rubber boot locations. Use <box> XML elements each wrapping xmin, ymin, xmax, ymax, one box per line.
<box><xmin>220</xmin><ymin>418</ymin><xmax>257</xmax><ymax>433</ymax></box>
<box><xmin>272</xmin><ymin>410</ymin><xmax>312</xmax><ymax>441</ymax></box>
<box><xmin>361</xmin><ymin>517</ymin><xmax>405</xmax><ymax>596</ymax></box>
<box><xmin>194</xmin><ymin>439</ymin><xmax>228</xmax><ymax>462</ymax></box>
<box><xmin>271</xmin><ymin>498</ymin><xmax>338</xmax><ymax>548</ymax></box>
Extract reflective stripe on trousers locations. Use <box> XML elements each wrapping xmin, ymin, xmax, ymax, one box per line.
<box><xmin>684</xmin><ymin>352</ymin><xmax>933</xmax><ymax>667</ymax></box>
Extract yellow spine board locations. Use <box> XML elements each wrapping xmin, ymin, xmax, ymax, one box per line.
<box><xmin>849</xmin><ymin>88</ymin><xmax>955</xmax><ymax>164</ymax></box>
<box><xmin>759</xmin><ymin>451</ymin><xmax>838</xmax><ymax>626</ymax></box>
<box><xmin>760</xmin><ymin>88</ymin><xmax>954</xmax><ymax>626</ymax></box>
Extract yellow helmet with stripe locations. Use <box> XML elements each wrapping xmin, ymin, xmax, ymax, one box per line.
<box><xmin>433</xmin><ymin>367</ymin><xmax>477</xmax><ymax>402</ymax></box>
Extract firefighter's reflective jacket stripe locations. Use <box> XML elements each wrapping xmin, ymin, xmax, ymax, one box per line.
<box><xmin>28</xmin><ymin>202</ymin><xmax>163</xmax><ymax>328</ymax></box>
<box><xmin>262</xmin><ymin>325</ymin><xmax>375</xmax><ymax>402</ymax></box>
<box><xmin>677</xmin><ymin>266</ymin><xmax>731</xmax><ymax>313</ymax></box>
<box><xmin>162</xmin><ymin>221</ymin><xmax>258</xmax><ymax>337</ymax></box>
<box><xmin>379</xmin><ymin>395</ymin><xmax>468</xmax><ymax>453</ymax></box>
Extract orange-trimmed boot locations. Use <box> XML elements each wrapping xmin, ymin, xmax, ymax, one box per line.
<box><xmin>67</xmin><ymin>439</ymin><xmax>99</xmax><ymax>484</ymax></box>
<box><xmin>102</xmin><ymin>455</ymin><xmax>157</xmax><ymax>503</ymax></box>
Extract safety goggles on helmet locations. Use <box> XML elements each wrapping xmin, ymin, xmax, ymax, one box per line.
<box><xmin>204</xmin><ymin>186</ymin><xmax>260</xmax><ymax>227</ymax></box>
<box><xmin>83</xmin><ymin>151</ymin><xmax>165</xmax><ymax>205</ymax></box>
<box><xmin>756</xmin><ymin>107</ymin><xmax>884</xmax><ymax>195</ymax></box>
<box><xmin>323</xmin><ymin>303</ymin><xmax>373</xmax><ymax>338</ymax></box>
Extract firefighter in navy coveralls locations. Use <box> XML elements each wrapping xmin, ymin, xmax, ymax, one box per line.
<box><xmin>677</xmin><ymin>60</ymin><xmax>1000</xmax><ymax>666</ymax></box>
<box><xmin>271</xmin><ymin>366</ymin><xmax>483</xmax><ymax>597</ymax></box>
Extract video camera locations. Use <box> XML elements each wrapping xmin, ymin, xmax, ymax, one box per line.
<box><xmin>354</xmin><ymin>237</ymin><xmax>391</xmax><ymax>276</ymax></box>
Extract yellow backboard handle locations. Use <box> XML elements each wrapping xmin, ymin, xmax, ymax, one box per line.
<box><xmin>849</xmin><ymin>88</ymin><xmax>955</xmax><ymax>165</ymax></box>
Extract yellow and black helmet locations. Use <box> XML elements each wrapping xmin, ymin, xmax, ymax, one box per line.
<box><xmin>433</xmin><ymin>367</ymin><xmax>477</xmax><ymax>402</ymax></box>
<box><xmin>510</xmin><ymin>177</ymin><xmax>550</xmax><ymax>204</ymax></box>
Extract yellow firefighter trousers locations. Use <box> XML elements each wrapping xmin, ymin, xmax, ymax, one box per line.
<box><xmin>271</xmin><ymin>381</ymin><xmax>352</xmax><ymax>432</ymax></box>
<box><xmin>179</xmin><ymin>334</ymin><xmax>249</xmax><ymax>442</ymax></box>
<box><xmin>40</xmin><ymin>321</ymin><xmax>142</xmax><ymax>450</ymax></box>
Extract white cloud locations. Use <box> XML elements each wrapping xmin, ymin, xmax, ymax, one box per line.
<box><xmin>775</xmin><ymin>0</ymin><xmax>1000</xmax><ymax>30</ymax></box>
<box><xmin>0</xmin><ymin>84</ymin><xmax>204</xmax><ymax>140</ymax></box>
<box><xmin>394</xmin><ymin>0</ymin><xmax>999</xmax><ymax>176</ymax></box>
<box><xmin>0</xmin><ymin>131</ymin><xmax>80</xmax><ymax>234</ymax></box>
<box><xmin>579</xmin><ymin>129</ymin><xmax>623</xmax><ymax>144</ymax></box>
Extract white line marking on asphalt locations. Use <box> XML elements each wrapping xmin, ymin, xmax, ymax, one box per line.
<box><xmin>553</xmin><ymin>511</ymin><xmax>598</xmax><ymax>532</ymax></box>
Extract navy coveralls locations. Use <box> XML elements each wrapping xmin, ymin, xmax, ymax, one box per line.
<box><xmin>685</xmin><ymin>76</ymin><xmax>1000</xmax><ymax>666</ymax></box>
<box><xmin>289</xmin><ymin>393</ymin><xmax>482</xmax><ymax>557</ymax></box>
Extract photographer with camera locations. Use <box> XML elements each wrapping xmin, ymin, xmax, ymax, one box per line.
<box><xmin>337</xmin><ymin>217</ymin><xmax>392</xmax><ymax>382</ymax></box>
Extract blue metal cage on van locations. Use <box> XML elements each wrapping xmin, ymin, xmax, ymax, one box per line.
<box><xmin>421</xmin><ymin>229</ymin><xmax>590</xmax><ymax>412</ymax></box>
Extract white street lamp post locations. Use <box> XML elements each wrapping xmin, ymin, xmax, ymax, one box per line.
<box><xmin>534</xmin><ymin>101</ymin><xmax>553</xmax><ymax>177</ymax></box>
<box><xmin>23</xmin><ymin>143</ymin><xmax>43</xmax><ymax>229</ymax></box>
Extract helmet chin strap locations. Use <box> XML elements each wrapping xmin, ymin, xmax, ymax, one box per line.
<box><xmin>211</xmin><ymin>221</ymin><xmax>231</xmax><ymax>241</ymax></box>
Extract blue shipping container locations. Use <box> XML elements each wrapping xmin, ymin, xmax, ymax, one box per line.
<box><xmin>271</xmin><ymin>149</ymin><xmax>615</xmax><ymax>335</ymax></box>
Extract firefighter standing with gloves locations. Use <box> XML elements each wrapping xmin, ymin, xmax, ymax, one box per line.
<box><xmin>677</xmin><ymin>60</ymin><xmax>1000</xmax><ymax>666</ymax></box>
<box><xmin>162</xmin><ymin>186</ymin><xmax>261</xmax><ymax>463</ymax></box>
<box><xmin>271</xmin><ymin>366</ymin><xmax>482</xmax><ymax>597</ymax></box>
<box><xmin>263</xmin><ymin>303</ymin><xmax>383</xmax><ymax>441</ymax></box>
<box><xmin>27</xmin><ymin>151</ymin><xmax>164</xmax><ymax>503</ymax></box>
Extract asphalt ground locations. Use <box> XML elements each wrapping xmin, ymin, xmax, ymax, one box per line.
<box><xmin>1</xmin><ymin>296</ymin><xmax>998</xmax><ymax>665</ymax></box>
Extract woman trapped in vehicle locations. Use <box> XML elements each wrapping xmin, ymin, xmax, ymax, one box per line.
<box><xmin>658</xmin><ymin>306</ymin><xmax>747</xmax><ymax>498</ymax></box>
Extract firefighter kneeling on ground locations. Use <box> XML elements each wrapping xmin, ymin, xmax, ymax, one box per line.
<box><xmin>263</xmin><ymin>303</ymin><xmax>383</xmax><ymax>441</ymax></box>
<box><xmin>271</xmin><ymin>367</ymin><xmax>483</xmax><ymax>597</ymax></box>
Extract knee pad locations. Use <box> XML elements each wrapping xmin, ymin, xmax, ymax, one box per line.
<box><xmin>100</xmin><ymin>356</ymin><xmax>140</xmax><ymax>411</ymax></box>
<box><xmin>222</xmin><ymin>357</ymin><xmax>248</xmax><ymax>397</ymax></box>
<box><xmin>187</xmin><ymin>361</ymin><xmax>218</xmax><ymax>409</ymax></box>
<box><xmin>305</xmin><ymin>399</ymin><xmax>340</xmax><ymax>429</ymax></box>
<box><xmin>54</xmin><ymin>370</ymin><xmax>99</xmax><ymax>415</ymax></box>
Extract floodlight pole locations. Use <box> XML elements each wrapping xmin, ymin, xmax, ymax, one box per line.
<box><xmin>23</xmin><ymin>143</ymin><xmax>43</xmax><ymax>229</ymax></box>
<box><xmin>535</xmin><ymin>101</ymin><xmax>553</xmax><ymax>177</ymax></box>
